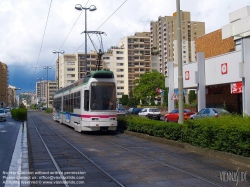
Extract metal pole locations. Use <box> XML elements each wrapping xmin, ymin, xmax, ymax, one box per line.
<box><xmin>176</xmin><ymin>0</ymin><xmax>184</xmax><ymax>124</ymax></box>
<box><xmin>47</xmin><ymin>68</ymin><xmax>48</xmax><ymax>108</ymax></box>
<box><xmin>85</xmin><ymin>9</ymin><xmax>87</xmax><ymax>75</ymax></box>
<box><xmin>57</xmin><ymin>53</ymin><xmax>59</xmax><ymax>90</ymax></box>
<box><xmin>40</xmin><ymin>81</ymin><xmax>42</xmax><ymax>107</ymax></box>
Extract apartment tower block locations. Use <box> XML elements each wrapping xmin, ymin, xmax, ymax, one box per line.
<box><xmin>150</xmin><ymin>11</ymin><xmax>205</xmax><ymax>76</ymax></box>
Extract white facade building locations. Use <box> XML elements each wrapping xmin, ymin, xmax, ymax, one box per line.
<box><xmin>167</xmin><ymin>6</ymin><xmax>250</xmax><ymax>115</ymax></box>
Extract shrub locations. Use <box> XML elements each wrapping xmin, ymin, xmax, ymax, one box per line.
<box><xmin>11</xmin><ymin>107</ymin><xmax>27</xmax><ymax>121</ymax></box>
<box><xmin>117</xmin><ymin>115</ymin><xmax>250</xmax><ymax>157</ymax></box>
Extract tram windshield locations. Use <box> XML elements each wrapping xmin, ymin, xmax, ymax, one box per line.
<box><xmin>90</xmin><ymin>82</ymin><xmax>116</xmax><ymax>110</ymax></box>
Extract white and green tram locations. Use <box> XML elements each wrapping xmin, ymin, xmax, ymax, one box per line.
<box><xmin>53</xmin><ymin>70</ymin><xmax>117</xmax><ymax>132</ymax></box>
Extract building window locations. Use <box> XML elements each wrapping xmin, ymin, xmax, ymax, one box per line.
<box><xmin>103</xmin><ymin>57</ymin><xmax>110</xmax><ymax>60</ymax></box>
<box><xmin>67</xmin><ymin>68</ymin><xmax>75</xmax><ymax>71</ymax></box>
<box><xmin>117</xmin><ymin>69</ymin><xmax>124</xmax><ymax>72</ymax></box>
<box><xmin>67</xmin><ymin>74</ymin><xmax>75</xmax><ymax>77</ymax></box>
<box><xmin>117</xmin><ymin>57</ymin><xmax>124</xmax><ymax>60</ymax></box>
<box><xmin>67</xmin><ymin>62</ymin><xmax>75</xmax><ymax>65</ymax></box>
<box><xmin>116</xmin><ymin>51</ymin><xmax>124</xmax><ymax>54</ymax></box>
<box><xmin>117</xmin><ymin>75</ymin><xmax>124</xmax><ymax>78</ymax></box>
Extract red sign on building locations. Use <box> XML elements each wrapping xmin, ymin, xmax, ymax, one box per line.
<box><xmin>221</xmin><ymin>63</ymin><xmax>228</xmax><ymax>74</ymax></box>
<box><xmin>185</xmin><ymin>71</ymin><xmax>190</xmax><ymax>80</ymax></box>
<box><xmin>231</xmin><ymin>82</ymin><xmax>242</xmax><ymax>94</ymax></box>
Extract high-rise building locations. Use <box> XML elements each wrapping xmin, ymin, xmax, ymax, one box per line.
<box><xmin>0</xmin><ymin>62</ymin><xmax>8</xmax><ymax>107</ymax></box>
<box><xmin>7</xmin><ymin>85</ymin><xmax>16</xmax><ymax>107</ymax></box>
<box><xmin>103</xmin><ymin>32</ymin><xmax>151</xmax><ymax>97</ymax></box>
<box><xmin>36</xmin><ymin>80</ymin><xmax>57</xmax><ymax>107</ymax></box>
<box><xmin>103</xmin><ymin>46</ymin><xmax>127</xmax><ymax>98</ymax></box>
<box><xmin>150</xmin><ymin>11</ymin><xmax>205</xmax><ymax>76</ymax></box>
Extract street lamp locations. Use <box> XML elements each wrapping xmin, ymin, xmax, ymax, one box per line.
<box><xmin>14</xmin><ymin>88</ymin><xmax>21</xmax><ymax>107</ymax></box>
<box><xmin>52</xmin><ymin>50</ymin><xmax>65</xmax><ymax>90</ymax></box>
<box><xmin>44</xmin><ymin>66</ymin><xmax>52</xmax><ymax>108</ymax></box>
<box><xmin>37</xmin><ymin>78</ymin><xmax>43</xmax><ymax>107</ymax></box>
<box><xmin>75</xmin><ymin>4</ymin><xmax>97</xmax><ymax>75</ymax></box>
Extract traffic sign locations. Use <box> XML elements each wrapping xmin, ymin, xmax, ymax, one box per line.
<box><xmin>171</xmin><ymin>93</ymin><xmax>178</xmax><ymax>100</ymax></box>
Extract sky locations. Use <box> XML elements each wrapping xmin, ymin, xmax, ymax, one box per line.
<box><xmin>1</xmin><ymin>0</ymin><xmax>250</xmax><ymax>93</ymax></box>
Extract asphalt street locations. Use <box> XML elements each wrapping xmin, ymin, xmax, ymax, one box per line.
<box><xmin>0</xmin><ymin>113</ymin><xmax>22</xmax><ymax>187</ymax></box>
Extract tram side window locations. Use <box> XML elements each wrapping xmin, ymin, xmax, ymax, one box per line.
<box><xmin>53</xmin><ymin>97</ymin><xmax>60</xmax><ymax>111</ymax></box>
<box><xmin>84</xmin><ymin>90</ymin><xmax>89</xmax><ymax>111</ymax></box>
<box><xmin>63</xmin><ymin>96</ymin><xmax>66</xmax><ymax>111</ymax></box>
<box><xmin>70</xmin><ymin>93</ymin><xmax>74</xmax><ymax>112</ymax></box>
<box><xmin>74</xmin><ymin>91</ymin><xmax>81</xmax><ymax>109</ymax></box>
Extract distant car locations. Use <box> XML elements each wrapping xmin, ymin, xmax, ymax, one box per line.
<box><xmin>164</xmin><ymin>109</ymin><xmax>195</xmax><ymax>122</ymax></box>
<box><xmin>5</xmin><ymin>107</ymin><xmax>10</xmax><ymax>113</ymax></box>
<box><xmin>116</xmin><ymin>108</ymin><xmax>126</xmax><ymax>115</ymax></box>
<box><xmin>0</xmin><ymin>109</ymin><xmax>6</xmax><ymax>121</ymax></box>
<box><xmin>190</xmin><ymin>108</ymin><xmax>231</xmax><ymax>119</ymax></box>
<box><xmin>138</xmin><ymin>108</ymin><xmax>161</xmax><ymax>120</ymax></box>
<box><xmin>127</xmin><ymin>108</ymin><xmax>142</xmax><ymax>115</ymax></box>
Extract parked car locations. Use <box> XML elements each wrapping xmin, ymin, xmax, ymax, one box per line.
<box><xmin>5</xmin><ymin>107</ymin><xmax>10</xmax><ymax>113</ymax></box>
<box><xmin>138</xmin><ymin>108</ymin><xmax>161</xmax><ymax>120</ymax></box>
<box><xmin>40</xmin><ymin>107</ymin><xmax>47</xmax><ymax>111</ymax></box>
<box><xmin>190</xmin><ymin>108</ymin><xmax>231</xmax><ymax>119</ymax></box>
<box><xmin>116</xmin><ymin>108</ymin><xmax>126</xmax><ymax>115</ymax></box>
<box><xmin>127</xmin><ymin>108</ymin><xmax>142</xmax><ymax>115</ymax></box>
<box><xmin>164</xmin><ymin>109</ymin><xmax>195</xmax><ymax>122</ymax></box>
<box><xmin>0</xmin><ymin>109</ymin><xmax>6</xmax><ymax>121</ymax></box>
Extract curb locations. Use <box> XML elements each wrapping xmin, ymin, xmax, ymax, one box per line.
<box><xmin>123</xmin><ymin>130</ymin><xmax>250</xmax><ymax>169</ymax></box>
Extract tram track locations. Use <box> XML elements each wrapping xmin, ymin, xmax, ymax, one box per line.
<box><xmin>29</xmin><ymin>115</ymin><xmax>124</xmax><ymax>187</ymax></box>
<box><xmin>29</xmin><ymin>112</ymin><xmax>249</xmax><ymax>187</ymax></box>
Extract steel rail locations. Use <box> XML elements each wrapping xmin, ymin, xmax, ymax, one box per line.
<box><xmin>33</xmin><ymin>116</ymin><xmax>125</xmax><ymax>187</ymax></box>
<box><xmin>30</xmin><ymin>117</ymin><xmax>70</xmax><ymax>187</ymax></box>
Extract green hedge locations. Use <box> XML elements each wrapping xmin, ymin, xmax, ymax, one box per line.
<box><xmin>117</xmin><ymin>115</ymin><xmax>250</xmax><ymax>157</ymax></box>
<box><xmin>11</xmin><ymin>107</ymin><xmax>27</xmax><ymax>121</ymax></box>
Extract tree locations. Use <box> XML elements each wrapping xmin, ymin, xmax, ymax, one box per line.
<box><xmin>189</xmin><ymin>90</ymin><xmax>196</xmax><ymax>103</ymax></box>
<box><xmin>120</xmin><ymin>95</ymin><xmax>128</xmax><ymax>106</ymax></box>
<box><xmin>127</xmin><ymin>90</ymin><xmax>138</xmax><ymax>107</ymax></box>
<box><xmin>133</xmin><ymin>71</ymin><xmax>165</xmax><ymax>104</ymax></box>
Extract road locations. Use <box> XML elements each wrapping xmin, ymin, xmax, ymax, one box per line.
<box><xmin>0</xmin><ymin>113</ymin><xmax>22</xmax><ymax>187</ymax></box>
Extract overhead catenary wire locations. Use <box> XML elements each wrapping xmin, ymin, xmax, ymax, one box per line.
<box><xmin>30</xmin><ymin>0</ymin><xmax>52</xmax><ymax>88</ymax></box>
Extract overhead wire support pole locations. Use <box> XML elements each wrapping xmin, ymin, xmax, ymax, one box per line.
<box><xmin>176</xmin><ymin>0</ymin><xmax>184</xmax><ymax>124</ymax></box>
<box><xmin>75</xmin><ymin>4</ymin><xmax>97</xmax><ymax>75</ymax></box>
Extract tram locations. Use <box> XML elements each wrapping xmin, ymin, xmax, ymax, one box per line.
<box><xmin>52</xmin><ymin>70</ymin><xmax>117</xmax><ymax>132</ymax></box>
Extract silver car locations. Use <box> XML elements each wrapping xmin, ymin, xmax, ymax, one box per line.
<box><xmin>0</xmin><ymin>109</ymin><xmax>6</xmax><ymax>121</ymax></box>
<box><xmin>190</xmin><ymin>108</ymin><xmax>231</xmax><ymax>119</ymax></box>
<box><xmin>138</xmin><ymin>108</ymin><xmax>161</xmax><ymax>120</ymax></box>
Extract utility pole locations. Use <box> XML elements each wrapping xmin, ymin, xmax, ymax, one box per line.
<box><xmin>176</xmin><ymin>0</ymin><xmax>184</xmax><ymax>124</ymax></box>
